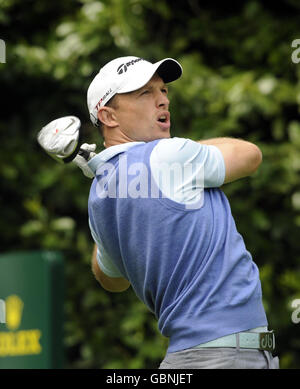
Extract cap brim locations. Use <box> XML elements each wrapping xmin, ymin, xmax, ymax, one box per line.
<box><xmin>118</xmin><ymin>58</ymin><xmax>182</xmax><ymax>94</ymax></box>
<box><xmin>155</xmin><ymin>58</ymin><xmax>182</xmax><ymax>83</ymax></box>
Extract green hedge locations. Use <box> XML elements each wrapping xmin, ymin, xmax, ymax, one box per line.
<box><xmin>1</xmin><ymin>0</ymin><xmax>299</xmax><ymax>368</ymax></box>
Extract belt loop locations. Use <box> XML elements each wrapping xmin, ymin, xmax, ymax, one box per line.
<box><xmin>236</xmin><ymin>333</ymin><xmax>240</xmax><ymax>350</ymax></box>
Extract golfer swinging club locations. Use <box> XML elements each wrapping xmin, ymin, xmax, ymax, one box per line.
<box><xmin>84</xmin><ymin>56</ymin><xmax>279</xmax><ymax>369</ymax></box>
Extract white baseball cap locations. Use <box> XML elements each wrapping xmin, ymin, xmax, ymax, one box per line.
<box><xmin>87</xmin><ymin>56</ymin><xmax>182</xmax><ymax>126</ymax></box>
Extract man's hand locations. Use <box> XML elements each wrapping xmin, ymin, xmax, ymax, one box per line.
<box><xmin>72</xmin><ymin>143</ymin><xmax>96</xmax><ymax>178</ymax></box>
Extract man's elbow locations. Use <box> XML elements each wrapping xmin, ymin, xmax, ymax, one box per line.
<box><xmin>92</xmin><ymin>261</ymin><xmax>130</xmax><ymax>293</ymax></box>
<box><xmin>99</xmin><ymin>275</ymin><xmax>131</xmax><ymax>293</ymax></box>
<box><xmin>248</xmin><ymin>144</ymin><xmax>263</xmax><ymax>174</ymax></box>
<box><xmin>223</xmin><ymin>142</ymin><xmax>263</xmax><ymax>183</ymax></box>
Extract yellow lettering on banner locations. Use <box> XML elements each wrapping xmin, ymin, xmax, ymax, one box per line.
<box><xmin>28</xmin><ymin>330</ymin><xmax>42</xmax><ymax>354</ymax></box>
<box><xmin>0</xmin><ymin>330</ymin><xmax>42</xmax><ymax>357</ymax></box>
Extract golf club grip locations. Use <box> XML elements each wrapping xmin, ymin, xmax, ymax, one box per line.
<box><xmin>78</xmin><ymin>148</ymin><xmax>90</xmax><ymax>161</ymax></box>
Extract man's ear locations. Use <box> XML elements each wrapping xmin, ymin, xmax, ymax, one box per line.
<box><xmin>97</xmin><ymin>107</ymin><xmax>118</xmax><ymax>128</ymax></box>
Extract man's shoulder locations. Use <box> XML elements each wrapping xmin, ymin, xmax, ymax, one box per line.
<box><xmin>151</xmin><ymin>137</ymin><xmax>202</xmax><ymax>164</ymax></box>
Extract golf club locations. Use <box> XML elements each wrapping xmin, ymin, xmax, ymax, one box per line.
<box><xmin>37</xmin><ymin>115</ymin><xmax>91</xmax><ymax>163</ymax></box>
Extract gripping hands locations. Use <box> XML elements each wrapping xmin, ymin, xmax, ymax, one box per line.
<box><xmin>72</xmin><ymin>143</ymin><xmax>97</xmax><ymax>178</ymax></box>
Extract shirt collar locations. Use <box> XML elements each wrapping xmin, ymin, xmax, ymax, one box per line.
<box><xmin>88</xmin><ymin>142</ymin><xmax>145</xmax><ymax>174</ymax></box>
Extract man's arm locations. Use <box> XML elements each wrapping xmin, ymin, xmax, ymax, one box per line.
<box><xmin>91</xmin><ymin>244</ymin><xmax>130</xmax><ymax>293</ymax></box>
<box><xmin>198</xmin><ymin>137</ymin><xmax>262</xmax><ymax>184</ymax></box>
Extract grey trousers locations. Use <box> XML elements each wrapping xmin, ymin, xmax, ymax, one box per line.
<box><xmin>159</xmin><ymin>348</ymin><xmax>280</xmax><ymax>369</ymax></box>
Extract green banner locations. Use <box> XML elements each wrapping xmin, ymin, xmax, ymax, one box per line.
<box><xmin>0</xmin><ymin>251</ymin><xmax>64</xmax><ymax>368</ymax></box>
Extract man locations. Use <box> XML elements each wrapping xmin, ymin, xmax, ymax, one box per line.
<box><xmin>84</xmin><ymin>56</ymin><xmax>279</xmax><ymax>369</ymax></box>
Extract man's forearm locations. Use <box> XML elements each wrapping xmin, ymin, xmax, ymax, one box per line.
<box><xmin>198</xmin><ymin>137</ymin><xmax>247</xmax><ymax>146</ymax></box>
<box><xmin>197</xmin><ymin>137</ymin><xmax>262</xmax><ymax>183</ymax></box>
<box><xmin>91</xmin><ymin>244</ymin><xmax>130</xmax><ymax>292</ymax></box>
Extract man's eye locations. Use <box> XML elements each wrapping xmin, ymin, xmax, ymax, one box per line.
<box><xmin>161</xmin><ymin>88</ymin><xmax>168</xmax><ymax>94</ymax></box>
<box><xmin>141</xmin><ymin>90</ymin><xmax>149</xmax><ymax>95</ymax></box>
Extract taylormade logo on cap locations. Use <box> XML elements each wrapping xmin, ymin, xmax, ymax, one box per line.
<box><xmin>87</xmin><ymin>56</ymin><xmax>182</xmax><ymax>126</ymax></box>
<box><xmin>117</xmin><ymin>58</ymin><xmax>144</xmax><ymax>74</ymax></box>
<box><xmin>93</xmin><ymin>58</ymin><xmax>145</xmax><ymax>112</ymax></box>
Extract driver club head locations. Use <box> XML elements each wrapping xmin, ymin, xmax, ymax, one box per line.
<box><xmin>37</xmin><ymin>116</ymin><xmax>83</xmax><ymax>163</ymax></box>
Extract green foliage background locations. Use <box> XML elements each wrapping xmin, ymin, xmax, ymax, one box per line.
<box><xmin>1</xmin><ymin>0</ymin><xmax>300</xmax><ymax>368</ymax></box>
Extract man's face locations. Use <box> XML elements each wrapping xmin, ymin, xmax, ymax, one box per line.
<box><xmin>112</xmin><ymin>74</ymin><xmax>171</xmax><ymax>142</ymax></box>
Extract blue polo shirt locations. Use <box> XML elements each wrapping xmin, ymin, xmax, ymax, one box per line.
<box><xmin>88</xmin><ymin>137</ymin><xmax>268</xmax><ymax>353</ymax></box>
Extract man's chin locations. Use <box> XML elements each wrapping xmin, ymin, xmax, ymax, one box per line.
<box><xmin>151</xmin><ymin>132</ymin><xmax>170</xmax><ymax>141</ymax></box>
<box><xmin>136</xmin><ymin>128</ymin><xmax>171</xmax><ymax>142</ymax></box>
<box><xmin>157</xmin><ymin>126</ymin><xmax>171</xmax><ymax>139</ymax></box>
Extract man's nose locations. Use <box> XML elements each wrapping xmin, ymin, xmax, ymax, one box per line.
<box><xmin>157</xmin><ymin>92</ymin><xmax>169</xmax><ymax>108</ymax></box>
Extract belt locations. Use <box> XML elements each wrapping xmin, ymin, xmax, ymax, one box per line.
<box><xmin>193</xmin><ymin>331</ymin><xmax>275</xmax><ymax>351</ymax></box>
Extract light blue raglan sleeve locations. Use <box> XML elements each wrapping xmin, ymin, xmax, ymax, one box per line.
<box><xmin>88</xmin><ymin>218</ymin><xmax>123</xmax><ymax>278</ymax></box>
<box><xmin>151</xmin><ymin>137</ymin><xmax>225</xmax><ymax>188</ymax></box>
